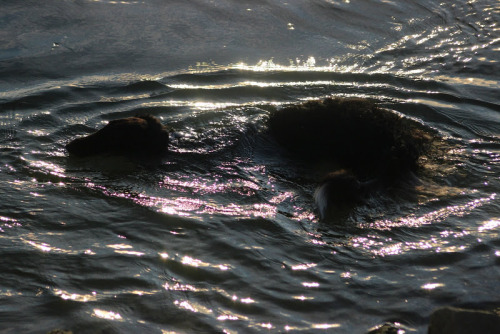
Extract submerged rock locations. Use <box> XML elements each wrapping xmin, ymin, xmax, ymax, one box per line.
<box><xmin>47</xmin><ymin>330</ymin><xmax>73</xmax><ymax>334</ymax></box>
<box><xmin>428</xmin><ymin>306</ymin><xmax>500</xmax><ymax>334</ymax></box>
<box><xmin>66</xmin><ymin>115</ymin><xmax>169</xmax><ymax>157</ymax></box>
<box><xmin>367</xmin><ymin>323</ymin><xmax>402</xmax><ymax>334</ymax></box>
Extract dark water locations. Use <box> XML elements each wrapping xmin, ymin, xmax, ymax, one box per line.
<box><xmin>1</xmin><ymin>0</ymin><xmax>499</xmax><ymax>333</ymax></box>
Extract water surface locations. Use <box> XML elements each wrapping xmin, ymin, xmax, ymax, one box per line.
<box><xmin>1</xmin><ymin>0</ymin><xmax>499</xmax><ymax>333</ymax></box>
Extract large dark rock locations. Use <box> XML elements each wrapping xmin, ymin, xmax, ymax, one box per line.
<box><xmin>268</xmin><ymin>97</ymin><xmax>439</xmax><ymax>218</ymax></box>
<box><xmin>428</xmin><ymin>306</ymin><xmax>500</xmax><ymax>334</ymax></box>
<box><xmin>268</xmin><ymin>97</ymin><xmax>436</xmax><ymax>179</ymax></box>
<box><xmin>66</xmin><ymin>115</ymin><xmax>169</xmax><ymax>157</ymax></box>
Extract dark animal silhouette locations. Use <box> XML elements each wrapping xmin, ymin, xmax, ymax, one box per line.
<box><xmin>66</xmin><ymin>115</ymin><xmax>169</xmax><ymax>157</ymax></box>
<box><xmin>268</xmin><ymin>97</ymin><xmax>438</xmax><ymax>218</ymax></box>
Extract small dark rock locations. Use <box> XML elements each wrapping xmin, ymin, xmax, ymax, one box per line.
<box><xmin>66</xmin><ymin>115</ymin><xmax>169</xmax><ymax>157</ymax></box>
<box><xmin>367</xmin><ymin>323</ymin><xmax>401</xmax><ymax>334</ymax></box>
<box><xmin>314</xmin><ymin>169</ymin><xmax>372</xmax><ymax>219</ymax></box>
<box><xmin>47</xmin><ymin>330</ymin><xmax>73</xmax><ymax>334</ymax></box>
<box><xmin>428</xmin><ymin>306</ymin><xmax>500</xmax><ymax>334</ymax></box>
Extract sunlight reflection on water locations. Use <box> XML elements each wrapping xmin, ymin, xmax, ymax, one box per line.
<box><xmin>93</xmin><ymin>309</ymin><xmax>122</xmax><ymax>321</ymax></box>
<box><xmin>0</xmin><ymin>0</ymin><xmax>499</xmax><ymax>333</ymax></box>
<box><xmin>80</xmin><ymin>168</ymin><xmax>313</xmax><ymax>221</ymax></box>
<box><xmin>55</xmin><ymin>289</ymin><xmax>97</xmax><ymax>302</ymax></box>
<box><xmin>360</xmin><ymin>194</ymin><xmax>496</xmax><ymax>231</ymax></box>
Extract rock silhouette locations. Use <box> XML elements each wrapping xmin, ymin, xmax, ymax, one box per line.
<box><xmin>268</xmin><ymin>97</ymin><xmax>438</xmax><ymax>218</ymax></box>
<box><xmin>66</xmin><ymin>115</ymin><xmax>169</xmax><ymax>157</ymax></box>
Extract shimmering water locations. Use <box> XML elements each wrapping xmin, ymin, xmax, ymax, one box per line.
<box><xmin>1</xmin><ymin>0</ymin><xmax>499</xmax><ymax>333</ymax></box>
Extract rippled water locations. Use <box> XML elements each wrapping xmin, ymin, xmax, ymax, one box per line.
<box><xmin>1</xmin><ymin>0</ymin><xmax>499</xmax><ymax>333</ymax></box>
